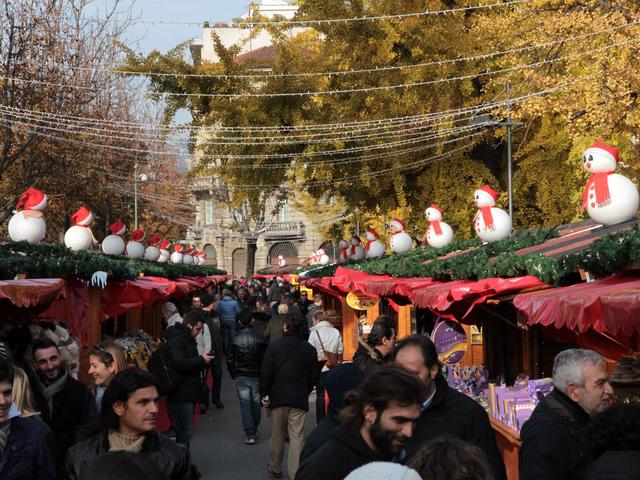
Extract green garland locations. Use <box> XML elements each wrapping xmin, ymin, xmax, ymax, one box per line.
<box><xmin>0</xmin><ymin>241</ymin><xmax>226</xmax><ymax>281</ymax></box>
<box><xmin>299</xmin><ymin>227</ymin><xmax>640</xmax><ymax>286</ymax></box>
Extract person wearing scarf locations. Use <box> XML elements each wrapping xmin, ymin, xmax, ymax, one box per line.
<box><xmin>0</xmin><ymin>360</ymin><xmax>55</xmax><ymax>479</ymax></box>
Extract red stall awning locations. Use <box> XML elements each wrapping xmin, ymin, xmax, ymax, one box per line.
<box><xmin>513</xmin><ymin>272</ymin><xmax>640</xmax><ymax>338</ymax></box>
<box><xmin>0</xmin><ymin>278</ymin><xmax>67</xmax><ymax>307</ymax></box>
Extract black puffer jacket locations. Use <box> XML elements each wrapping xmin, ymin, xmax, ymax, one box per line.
<box><xmin>519</xmin><ymin>388</ymin><xmax>592</xmax><ymax>480</ymax></box>
<box><xmin>227</xmin><ymin>326</ymin><xmax>267</xmax><ymax>378</ymax></box>
<box><xmin>165</xmin><ymin>324</ymin><xmax>205</xmax><ymax>403</ymax></box>
<box><xmin>65</xmin><ymin>430</ymin><xmax>192</xmax><ymax>480</ymax></box>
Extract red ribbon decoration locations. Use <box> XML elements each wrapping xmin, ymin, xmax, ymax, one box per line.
<box><xmin>365</xmin><ymin>241</ymin><xmax>371</xmax><ymax>252</ymax></box>
<box><xmin>582</xmin><ymin>172</ymin><xmax>613</xmax><ymax>210</ymax></box>
<box><xmin>429</xmin><ymin>220</ymin><xmax>443</xmax><ymax>236</ymax></box>
<box><xmin>478</xmin><ymin>207</ymin><xmax>494</xmax><ymax>230</ymax></box>
<box><xmin>341</xmin><ymin>247</ymin><xmax>349</xmax><ymax>259</ymax></box>
<box><xmin>350</xmin><ymin>244</ymin><xmax>356</xmax><ymax>256</ymax></box>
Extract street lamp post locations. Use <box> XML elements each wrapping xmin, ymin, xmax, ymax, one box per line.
<box><xmin>133</xmin><ymin>163</ymin><xmax>148</xmax><ymax>230</ymax></box>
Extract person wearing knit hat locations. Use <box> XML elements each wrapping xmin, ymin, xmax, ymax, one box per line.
<box><xmin>344</xmin><ymin>462</ymin><xmax>421</xmax><ymax>480</ymax></box>
<box><xmin>296</xmin><ymin>364</ymin><xmax>426</xmax><ymax>480</ymax></box>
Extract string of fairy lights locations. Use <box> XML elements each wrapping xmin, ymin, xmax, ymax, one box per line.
<box><xmin>1</xmin><ymin>0</ymin><xmax>629</xmax><ymax>236</ymax></box>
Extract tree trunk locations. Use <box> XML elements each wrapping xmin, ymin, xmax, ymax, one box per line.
<box><xmin>245</xmin><ymin>237</ymin><xmax>257</xmax><ymax>278</ymax></box>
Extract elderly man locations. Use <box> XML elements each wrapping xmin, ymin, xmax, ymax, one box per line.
<box><xmin>519</xmin><ymin>348</ymin><xmax>614</xmax><ymax>480</ymax></box>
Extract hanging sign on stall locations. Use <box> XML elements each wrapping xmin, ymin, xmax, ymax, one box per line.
<box><xmin>431</xmin><ymin>317</ymin><xmax>468</xmax><ymax>365</ymax></box>
<box><xmin>346</xmin><ymin>291</ymin><xmax>379</xmax><ymax>311</ymax></box>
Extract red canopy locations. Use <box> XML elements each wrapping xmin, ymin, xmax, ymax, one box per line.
<box><xmin>0</xmin><ymin>278</ymin><xmax>66</xmax><ymax>307</ymax></box>
<box><xmin>514</xmin><ymin>272</ymin><xmax>640</xmax><ymax>338</ymax></box>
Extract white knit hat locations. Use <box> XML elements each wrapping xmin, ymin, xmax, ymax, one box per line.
<box><xmin>344</xmin><ymin>462</ymin><xmax>422</xmax><ymax>480</ymax></box>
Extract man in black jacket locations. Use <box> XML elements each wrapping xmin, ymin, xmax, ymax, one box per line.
<box><xmin>259</xmin><ymin>313</ymin><xmax>318</xmax><ymax>479</ymax></box>
<box><xmin>395</xmin><ymin>334</ymin><xmax>506</xmax><ymax>480</ymax></box>
<box><xmin>201</xmin><ymin>294</ymin><xmax>225</xmax><ymax>409</ymax></box>
<box><xmin>66</xmin><ymin>368</ymin><xmax>192</xmax><ymax>480</ymax></box>
<box><xmin>519</xmin><ymin>348</ymin><xmax>613</xmax><ymax>480</ymax></box>
<box><xmin>165</xmin><ymin>312</ymin><xmax>214</xmax><ymax>449</ymax></box>
<box><xmin>352</xmin><ymin>315</ymin><xmax>395</xmax><ymax>374</ymax></box>
<box><xmin>31</xmin><ymin>337</ymin><xmax>92</xmax><ymax>475</ymax></box>
<box><xmin>296</xmin><ymin>364</ymin><xmax>425</xmax><ymax>480</ymax></box>
<box><xmin>227</xmin><ymin>309</ymin><xmax>267</xmax><ymax>445</ymax></box>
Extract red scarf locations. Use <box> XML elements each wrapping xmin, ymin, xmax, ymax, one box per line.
<box><xmin>350</xmin><ymin>244</ymin><xmax>357</xmax><ymax>256</ymax></box>
<box><xmin>582</xmin><ymin>172</ymin><xmax>613</xmax><ymax>210</ymax></box>
<box><xmin>365</xmin><ymin>240</ymin><xmax>372</xmax><ymax>252</ymax></box>
<box><xmin>341</xmin><ymin>247</ymin><xmax>348</xmax><ymax>259</ymax></box>
<box><xmin>429</xmin><ymin>220</ymin><xmax>443</xmax><ymax>236</ymax></box>
<box><xmin>477</xmin><ymin>206</ymin><xmax>494</xmax><ymax>229</ymax></box>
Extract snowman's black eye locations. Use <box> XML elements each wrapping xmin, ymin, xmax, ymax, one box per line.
<box><xmin>475</xmin><ymin>195</ymin><xmax>479</xmax><ymax>199</ymax></box>
<box><xmin>588</xmin><ymin>154</ymin><xmax>593</xmax><ymax>162</ymax></box>
<box><xmin>583</xmin><ymin>155</ymin><xmax>587</xmax><ymax>163</ymax></box>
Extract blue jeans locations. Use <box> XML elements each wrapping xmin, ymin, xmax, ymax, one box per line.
<box><xmin>168</xmin><ymin>400</ymin><xmax>194</xmax><ymax>449</ymax></box>
<box><xmin>221</xmin><ymin>319</ymin><xmax>236</xmax><ymax>356</ymax></box>
<box><xmin>235</xmin><ymin>376</ymin><xmax>261</xmax><ymax>437</ymax></box>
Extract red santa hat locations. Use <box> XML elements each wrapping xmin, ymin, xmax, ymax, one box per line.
<box><xmin>478</xmin><ymin>185</ymin><xmax>499</xmax><ymax>202</ymax></box>
<box><xmin>428</xmin><ymin>204</ymin><xmax>443</xmax><ymax>216</ymax></box>
<box><xmin>71</xmin><ymin>207</ymin><xmax>93</xmax><ymax>226</ymax></box>
<box><xmin>390</xmin><ymin>218</ymin><xmax>406</xmax><ymax>231</ymax></box>
<box><xmin>109</xmin><ymin>218</ymin><xmax>126</xmax><ymax>236</ymax></box>
<box><xmin>197</xmin><ymin>250</ymin><xmax>205</xmax><ymax>257</ymax></box>
<box><xmin>186</xmin><ymin>248</ymin><xmax>195</xmax><ymax>255</ymax></box>
<box><xmin>160</xmin><ymin>240</ymin><xmax>171</xmax><ymax>250</ymax></box>
<box><xmin>586</xmin><ymin>140</ymin><xmax>619</xmax><ymax>164</ymax></box>
<box><xmin>130</xmin><ymin>229</ymin><xmax>145</xmax><ymax>242</ymax></box>
<box><xmin>149</xmin><ymin>234</ymin><xmax>161</xmax><ymax>247</ymax></box>
<box><xmin>16</xmin><ymin>188</ymin><xmax>47</xmax><ymax>211</ymax></box>
<box><xmin>174</xmin><ymin>244</ymin><xmax>184</xmax><ymax>253</ymax></box>
<box><xmin>366</xmin><ymin>228</ymin><xmax>379</xmax><ymax>239</ymax></box>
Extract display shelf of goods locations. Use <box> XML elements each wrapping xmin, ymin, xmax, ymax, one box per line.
<box><xmin>0</xmin><ymin>241</ymin><xmax>226</xmax><ymax>281</ymax></box>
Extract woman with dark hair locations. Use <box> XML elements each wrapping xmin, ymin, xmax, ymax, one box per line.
<box><xmin>585</xmin><ymin>402</ymin><xmax>640</xmax><ymax>480</ymax></box>
<box><xmin>78</xmin><ymin>451</ymin><xmax>169</xmax><ymax>480</ymax></box>
<box><xmin>407</xmin><ymin>436</ymin><xmax>493</xmax><ymax>480</ymax></box>
<box><xmin>352</xmin><ymin>315</ymin><xmax>396</xmax><ymax>373</ymax></box>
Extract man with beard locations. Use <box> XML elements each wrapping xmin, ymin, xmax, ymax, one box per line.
<box><xmin>66</xmin><ymin>368</ymin><xmax>191</xmax><ymax>479</ymax></box>
<box><xmin>296</xmin><ymin>364</ymin><xmax>425</xmax><ymax>480</ymax></box>
<box><xmin>31</xmin><ymin>338</ymin><xmax>92</xmax><ymax>475</ymax></box>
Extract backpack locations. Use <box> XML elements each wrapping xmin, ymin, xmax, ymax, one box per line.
<box><xmin>147</xmin><ymin>342</ymin><xmax>182</xmax><ymax>396</ymax></box>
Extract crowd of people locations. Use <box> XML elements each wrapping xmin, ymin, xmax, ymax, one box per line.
<box><xmin>0</xmin><ymin>276</ymin><xmax>638</xmax><ymax>479</ymax></box>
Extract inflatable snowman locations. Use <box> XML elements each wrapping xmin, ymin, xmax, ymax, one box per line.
<box><xmin>424</xmin><ymin>204</ymin><xmax>454</xmax><ymax>249</ymax></box>
<box><xmin>278</xmin><ymin>255</ymin><xmax>286</xmax><ymax>267</ymax></box>
<box><xmin>158</xmin><ymin>240</ymin><xmax>171</xmax><ymax>263</ymax></box>
<box><xmin>317</xmin><ymin>248</ymin><xmax>330</xmax><ymax>265</ymax></box>
<box><xmin>8</xmin><ymin>187</ymin><xmax>48</xmax><ymax>244</ymax></box>
<box><xmin>64</xmin><ymin>207</ymin><xmax>95</xmax><ymax>251</ymax></box>
<box><xmin>197</xmin><ymin>250</ymin><xmax>207</xmax><ymax>265</ymax></box>
<box><xmin>170</xmin><ymin>244</ymin><xmax>184</xmax><ymax>264</ymax></box>
<box><xmin>581</xmin><ymin>140</ymin><xmax>639</xmax><ymax>225</ymax></box>
<box><xmin>473</xmin><ymin>185</ymin><xmax>512</xmax><ymax>242</ymax></box>
<box><xmin>338</xmin><ymin>239</ymin><xmax>350</xmax><ymax>262</ymax></box>
<box><xmin>126</xmin><ymin>229</ymin><xmax>145</xmax><ymax>259</ymax></box>
<box><xmin>349</xmin><ymin>235</ymin><xmax>366</xmax><ymax>260</ymax></box>
<box><xmin>144</xmin><ymin>234</ymin><xmax>161</xmax><ymax>261</ymax></box>
<box><xmin>389</xmin><ymin>218</ymin><xmax>413</xmax><ymax>254</ymax></box>
<box><xmin>102</xmin><ymin>219</ymin><xmax>126</xmax><ymax>255</ymax></box>
<box><xmin>364</xmin><ymin>228</ymin><xmax>385</xmax><ymax>259</ymax></box>
<box><xmin>182</xmin><ymin>248</ymin><xmax>194</xmax><ymax>265</ymax></box>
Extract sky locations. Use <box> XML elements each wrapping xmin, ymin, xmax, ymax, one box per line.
<box><xmin>125</xmin><ymin>0</ymin><xmax>250</xmax><ymax>54</ymax></box>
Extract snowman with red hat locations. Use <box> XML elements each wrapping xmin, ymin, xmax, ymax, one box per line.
<box><xmin>581</xmin><ymin>140</ymin><xmax>639</xmax><ymax>225</ymax></box>
<box><xmin>170</xmin><ymin>244</ymin><xmax>184</xmax><ymax>264</ymax></box>
<box><xmin>64</xmin><ymin>207</ymin><xmax>96</xmax><ymax>251</ymax></box>
<box><xmin>197</xmin><ymin>250</ymin><xmax>207</xmax><ymax>265</ymax></box>
<box><xmin>182</xmin><ymin>247</ymin><xmax>194</xmax><ymax>265</ymax></box>
<box><xmin>278</xmin><ymin>255</ymin><xmax>286</xmax><ymax>267</ymax></box>
<box><xmin>157</xmin><ymin>240</ymin><xmax>171</xmax><ymax>263</ymax></box>
<box><xmin>126</xmin><ymin>229</ymin><xmax>145</xmax><ymax>259</ymax></box>
<box><xmin>423</xmin><ymin>204</ymin><xmax>454</xmax><ymax>249</ymax></box>
<box><xmin>473</xmin><ymin>185</ymin><xmax>511</xmax><ymax>242</ymax></box>
<box><xmin>317</xmin><ymin>248</ymin><xmax>330</xmax><ymax>265</ymax></box>
<box><xmin>389</xmin><ymin>218</ymin><xmax>413</xmax><ymax>254</ymax></box>
<box><xmin>8</xmin><ymin>187</ymin><xmax>48</xmax><ymax>244</ymax></box>
<box><xmin>364</xmin><ymin>228</ymin><xmax>385</xmax><ymax>259</ymax></box>
<box><xmin>102</xmin><ymin>219</ymin><xmax>126</xmax><ymax>256</ymax></box>
<box><xmin>144</xmin><ymin>234</ymin><xmax>161</xmax><ymax>261</ymax></box>
<box><xmin>349</xmin><ymin>235</ymin><xmax>366</xmax><ymax>260</ymax></box>
<box><xmin>338</xmin><ymin>239</ymin><xmax>350</xmax><ymax>262</ymax></box>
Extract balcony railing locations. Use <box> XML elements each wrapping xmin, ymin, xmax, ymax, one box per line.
<box><xmin>191</xmin><ymin>177</ymin><xmax>225</xmax><ymax>192</ymax></box>
<box><xmin>265</xmin><ymin>221</ymin><xmax>300</xmax><ymax>233</ymax></box>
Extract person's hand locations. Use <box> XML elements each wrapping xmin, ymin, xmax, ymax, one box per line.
<box><xmin>261</xmin><ymin>396</ymin><xmax>270</xmax><ymax>408</ymax></box>
<box><xmin>202</xmin><ymin>353</ymin><xmax>215</xmax><ymax>364</ymax></box>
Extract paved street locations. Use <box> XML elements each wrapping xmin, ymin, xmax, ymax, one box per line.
<box><xmin>191</xmin><ymin>369</ymin><xmax>317</xmax><ymax>480</ymax></box>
